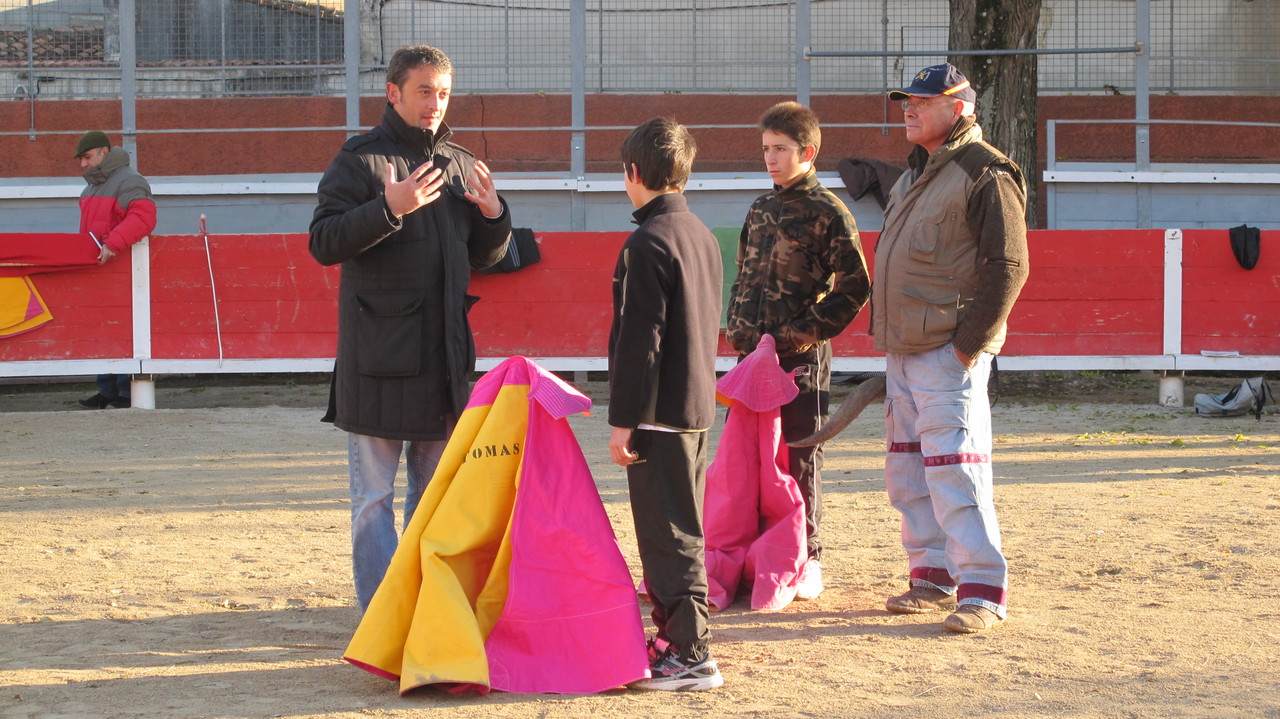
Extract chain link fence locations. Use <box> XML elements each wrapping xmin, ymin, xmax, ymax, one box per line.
<box><xmin>1</xmin><ymin>0</ymin><xmax>345</xmax><ymax>99</ymax></box>
<box><xmin>1</xmin><ymin>0</ymin><xmax>1275</xmax><ymax>101</ymax></box>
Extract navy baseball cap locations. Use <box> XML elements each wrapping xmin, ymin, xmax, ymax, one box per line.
<box><xmin>889</xmin><ymin>63</ymin><xmax>976</xmax><ymax>103</ymax></box>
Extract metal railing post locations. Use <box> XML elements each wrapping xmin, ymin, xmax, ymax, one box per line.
<box><xmin>23</xmin><ymin>0</ymin><xmax>35</xmax><ymax>139</ymax></box>
<box><xmin>796</xmin><ymin>0</ymin><xmax>811</xmax><ymax>106</ymax></box>
<box><xmin>1045</xmin><ymin>120</ymin><xmax>1057</xmax><ymax>228</ymax></box>
<box><xmin>130</xmin><ymin>237</ymin><xmax>153</xmax><ymax>408</ymax></box>
<box><xmin>1135</xmin><ymin>0</ymin><xmax>1152</xmax><ymax>227</ymax></box>
<box><xmin>880</xmin><ymin>0</ymin><xmax>890</xmax><ymax>134</ymax></box>
<box><xmin>344</xmin><ymin>0</ymin><xmax>361</xmax><ymax>135</ymax></box>
<box><xmin>1160</xmin><ymin>228</ymin><xmax>1185</xmax><ymax>406</ymax></box>
<box><xmin>571</xmin><ymin>0</ymin><xmax>587</xmax><ymax>230</ymax></box>
<box><xmin>120</xmin><ymin>0</ymin><xmax>137</xmax><ymax>158</ymax></box>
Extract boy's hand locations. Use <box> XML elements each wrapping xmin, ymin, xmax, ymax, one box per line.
<box><xmin>609</xmin><ymin>427</ymin><xmax>639</xmax><ymax>466</ymax></box>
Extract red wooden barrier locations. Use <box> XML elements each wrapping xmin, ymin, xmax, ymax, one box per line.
<box><xmin>147</xmin><ymin>234</ymin><xmax>340</xmax><ymax>360</ymax></box>
<box><xmin>0</xmin><ymin>258</ymin><xmax>133</xmax><ymax>360</ymax></box>
<box><xmin>1003</xmin><ymin>230</ymin><xmax>1166</xmax><ymax>356</ymax></box>
<box><xmin>1</xmin><ymin>230</ymin><xmax>1277</xmax><ymax>370</ymax></box>
<box><xmin>1181</xmin><ymin>229</ymin><xmax>1280</xmax><ymax>356</ymax></box>
<box><xmin>469</xmin><ymin>233</ymin><xmax>622</xmax><ymax>359</ymax></box>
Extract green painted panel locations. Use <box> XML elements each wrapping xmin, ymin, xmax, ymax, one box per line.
<box><xmin>712</xmin><ymin>226</ymin><xmax>740</xmax><ymax>328</ymax></box>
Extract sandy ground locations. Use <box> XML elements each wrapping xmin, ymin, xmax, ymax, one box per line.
<box><xmin>1</xmin><ymin>373</ymin><xmax>1278</xmax><ymax>719</ymax></box>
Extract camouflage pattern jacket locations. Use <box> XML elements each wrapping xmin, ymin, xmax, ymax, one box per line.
<box><xmin>725</xmin><ymin>171</ymin><xmax>870</xmax><ymax>359</ymax></box>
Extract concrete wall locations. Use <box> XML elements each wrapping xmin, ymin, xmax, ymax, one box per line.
<box><xmin>7</xmin><ymin>94</ymin><xmax>1280</xmax><ymax>175</ymax></box>
<box><xmin>0</xmin><ymin>172</ymin><xmax>888</xmax><ymax>237</ymax></box>
<box><xmin>5</xmin><ymin>93</ymin><xmax>1280</xmax><ymax>232</ymax></box>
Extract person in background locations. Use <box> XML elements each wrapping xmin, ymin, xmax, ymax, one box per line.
<box><xmin>74</xmin><ymin>130</ymin><xmax>157</xmax><ymax>410</ymax></box>
<box><xmin>609</xmin><ymin>118</ymin><xmax>724</xmax><ymax>691</ymax></box>
<box><xmin>875</xmin><ymin>63</ymin><xmax>1029</xmax><ymax>633</ymax></box>
<box><xmin>308</xmin><ymin>45</ymin><xmax>511</xmax><ymax>612</ymax></box>
<box><xmin>724</xmin><ymin>102</ymin><xmax>871</xmax><ymax>600</ymax></box>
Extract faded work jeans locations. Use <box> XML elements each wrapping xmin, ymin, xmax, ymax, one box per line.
<box><xmin>884</xmin><ymin>345</ymin><xmax>1008</xmax><ymax>616</ymax></box>
<box><xmin>348</xmin><ymin>432</ymin><xmax>448</xmax><ymax>611</ymax></box>
<box><xmin>96</xmin><ymin>374</ymin><xmax>131</xmax><ymax>400</ymax></box>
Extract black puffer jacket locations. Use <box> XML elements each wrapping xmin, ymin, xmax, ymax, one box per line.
<box><xmin>309</xmin><ymin>104</ymin><xmax>511</xmax><ymax>441</ymax></box>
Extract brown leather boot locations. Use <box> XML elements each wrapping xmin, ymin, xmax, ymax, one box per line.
<box><xmin>885</xmin><ymin>585</ymin><xmax>958</xmax><ymax>614</ymax></box>
<box><xmin>943</xmin><ymin>604</ymin><xmax>1005</xmax><ymax>633</ymax></box>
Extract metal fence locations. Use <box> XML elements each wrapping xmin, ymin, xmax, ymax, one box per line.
<box><xmin>1</xmin><ymin>0</ymin><xmax>1276</xmax><ymax>101</ymax></box>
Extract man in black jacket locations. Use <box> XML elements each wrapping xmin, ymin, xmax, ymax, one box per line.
<box><xmin>309</xmin><ymin>45</ymin><xmax>512</xmax><ymax>611</ymax></box>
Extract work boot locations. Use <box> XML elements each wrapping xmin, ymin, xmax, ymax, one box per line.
<box><xmin>943</xmin><ymin>604</ymin><xmax>1004</xmax><ymax>633</ymax></box>
<box><xmin>77</xmin><ymin>393</ymin><xmax>115</xmax><ymax>409</ymax></box>
<box><xmin>885</xmin><ymin>585</ymin><xmax>957</xmax><ymax>614</ymax></box>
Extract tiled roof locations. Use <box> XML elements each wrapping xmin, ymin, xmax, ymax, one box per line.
<box><xmin>0</xmin><ymin>27</ymin><xmax>105</xmax><ymax>65</ymax></box>
<box><xmin>246</xmin><ymin>0</ymin><xmax>343</xmax><ymax>21</ymax></box>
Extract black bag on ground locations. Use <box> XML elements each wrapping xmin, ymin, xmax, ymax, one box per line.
<box><xmin>1193</xmin><ymin>377</ymin><xmax>1275</xmax><ymax>419</ymax></box>
<box><xmin>479</xmin><ymin>227</ymin><xmax>541</xmax><ymax>274</ymax></box>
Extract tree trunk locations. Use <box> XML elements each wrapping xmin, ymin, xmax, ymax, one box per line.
<box><xmin>360</xmin><ymin>0</ymin><xmax>384</xmax><ymax>68</ymax></box>
<box><xmin>948</xmin><ymin>0</ymin><xmax>1042</xmax><ymax>227</ymax></box>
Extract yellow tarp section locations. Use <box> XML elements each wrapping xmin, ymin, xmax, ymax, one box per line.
<box><xmin>345</xmin><ymin>381</ymin><xmax>529</xmax><ymax>692</ymax></box>
<box><xmin>0</xmin><ymin>276</ymin><xmax>52</xmax><ymax>337</ymax></box>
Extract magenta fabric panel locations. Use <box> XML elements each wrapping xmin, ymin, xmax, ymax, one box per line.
<box><xmin>703</xmin><ymin>339</ymin><xmax>806</xmax><ymax>611</ymax></box>
<box><xmin>481</xmin><ymin>356</ymin><xmax>648</xmax><ymax>693</ymax></box>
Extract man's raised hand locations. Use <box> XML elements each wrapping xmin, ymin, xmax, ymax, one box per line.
<box><xmin>463</xmin><ymin>160</ymin><xmax>503</xmax><ymax>219</ymax></box>
<box><xmin>383</xmin><ymin>161</ymin><xmax>444</xmax><ymax>218</ymax></box>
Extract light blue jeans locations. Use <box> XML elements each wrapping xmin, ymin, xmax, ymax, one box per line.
<box><xmin>884</xmin><ymin>344</ymin><xmax>1008</xmax><ymax>617</ymax></box>
<box><xmin>348</xmin><ymin>432</ymin><xmax>449</xmax><ymax>611</ymax></box>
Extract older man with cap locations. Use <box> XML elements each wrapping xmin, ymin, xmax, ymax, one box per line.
<box><xmin>871</xmin><ymin>63</ymin><xmax>1029</xmax><ymax>632</ymax></box>
<box><xmin>73</xmin><ymin>130</ymin><xmax>157</xmax><ymax>409</ymax></box>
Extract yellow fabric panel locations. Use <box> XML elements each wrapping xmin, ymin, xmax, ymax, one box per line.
<box><xmin>0</xmin><ymin>276</ymin><xmax>32</xmax><ymax>327</ymax></box>
<box><xmin>345</xmin><ymin>382</ymin><xmax>531</xmax><ymax>693</ymax></box>
<box><xmin>0</xmin><ymin>277</ymin><xmax>52</xmax><ymax>337</ymax></box>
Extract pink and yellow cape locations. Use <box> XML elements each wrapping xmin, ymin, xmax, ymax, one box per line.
<box><xmin>344</xmin><ymin>356</ymin><xmax>648</xmax><ymax>694</ymax></box>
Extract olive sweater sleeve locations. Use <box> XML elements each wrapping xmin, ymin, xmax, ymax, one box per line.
<box><xmin>953</xmin><ymin>165</ymin><xmax>1030</xmax><ymax>358</ymax></box>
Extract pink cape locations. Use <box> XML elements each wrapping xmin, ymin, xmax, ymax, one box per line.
<box><xmin>344</xmin><ymin>356</ymin><xmax>648</xmax><ymax>694</ymax></box>
<box><xmin>703</xmin><ymin>335</ymin><xmax>807</xmax><ymax>611</ymax></box>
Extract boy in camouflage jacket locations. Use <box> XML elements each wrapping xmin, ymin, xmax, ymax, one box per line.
<box><xmin>724</xmin><ymin>102</ymin><xmax>871</xmax><ymax>599</ymax></box>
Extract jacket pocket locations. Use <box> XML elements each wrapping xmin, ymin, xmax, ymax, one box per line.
<box><xmin>355</xmin><ymin>291</ymin><xmax>424</xmax><ymax>377</ymax></box>
<box><xmin>908</xmin><ymin>209</ymin><xmax>959</xmax><ymax>263</ymax></box>
<box><xmin>899</xmin><ymin>284</ymin><xmax>961</xmax><ymax>348</ymax></box>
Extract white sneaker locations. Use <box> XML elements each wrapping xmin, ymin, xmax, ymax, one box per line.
<box><xmin>795</xmin><ymin>559</ymin><xmax>824</xmax><ymax>600</ymax></box>
<box><xmin>630</xmin><ymin>650</ymin><xmax>723</xmax><ymax>691</ymax></box>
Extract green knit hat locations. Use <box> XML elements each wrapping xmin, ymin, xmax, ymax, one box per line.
<box><xmin>74</xmin><ymin>130</ymin><xmax>110</xmax><ymax>158</ymax></box>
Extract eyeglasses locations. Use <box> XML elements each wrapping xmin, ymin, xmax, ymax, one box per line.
<box><xmin>901</xmin><ymin>98</ymin><xmax>959</xmax><ymax>112</ymax></box>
